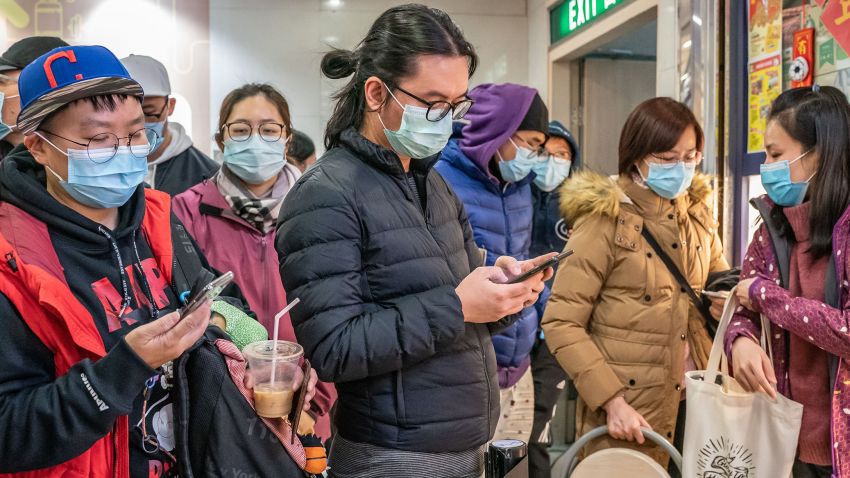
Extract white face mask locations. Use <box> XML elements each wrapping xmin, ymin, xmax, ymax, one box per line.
<box><xmin>223</xmin><ymin>135</ymin><xmax>287</xmax><ymax>184</ymax></box>
<box><xmin>497</xmin><ymin>138</ymin><xmax>538</xmax><ymax>183</ymax></box>
<box><xmin>532</xmin><ymin>155</ymin><xmax>572</xmax><ymax>192</ymax></box>
<box><xmin>377</xmin><ymin>84</ymin><xmax>453</xmax><ymax>159</ymax></box>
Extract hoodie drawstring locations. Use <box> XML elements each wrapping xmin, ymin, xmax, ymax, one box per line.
<box><xmin>97</xmin><ymin>226</ymin><xmax>160</xmax><ymax>320</ymax></box>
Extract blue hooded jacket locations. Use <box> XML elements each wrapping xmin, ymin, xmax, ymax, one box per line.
<box><xmin>435</xmin><ymin>83</ymin><xmax>545</xmax><ymax>388</ymax></box>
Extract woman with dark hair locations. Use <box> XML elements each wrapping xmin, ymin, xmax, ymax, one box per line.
<box><xmin>727</xmin><ymin>86</ymin><xmax>850</xmax><ymax>478</ymax></box>
<box><xmin>172</xmin><ymin>83</ymin><xmax>336</xmax><ymax>439</ymax></box>
<box><xmin>541</xmin><ymin>97</ymin><xmax>729</xmax><ymax>468</ymax></box>
<box><xmin>276</xmin><ymin>4</ymin><xmax>552</xmax><ymax>477</ymax></box>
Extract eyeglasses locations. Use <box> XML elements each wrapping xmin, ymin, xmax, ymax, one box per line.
<box><xmin>221</xmin><ymin>121</ymin><xmax>286</xmax><ymax>143</ymax></box>
<box><xmin>40</xmin><ymin>128</ymin><xmax>158</xmax><ymax>163</ymax></box>
<box><xmin>392</xmin><ymin>85</ymin><xmax>474</xmax><ymax>122</ymax></box>
<box><xmin>143</xmin><ymin>97</ymin><xmax>169</xmax><ymax>121</ymax></box>
<box><xmin>650</xmin><ymin>150</ymin><xmax>702</xmax><ymax>164</ymax></box>
<box><xmin>549</xmin><ymin>153</ymin><xmax>572</xmax><ymax>163</ymax></box>
<box><xmin>512</xmin><ymin>135</ymin><xmax>548</xmax><ymax>157</ymax></box>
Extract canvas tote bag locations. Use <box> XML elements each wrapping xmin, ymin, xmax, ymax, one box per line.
<box><xmin>682</xmin><ymin>290</ymin><xmax>803</xmax><ymax>478</ymax></box>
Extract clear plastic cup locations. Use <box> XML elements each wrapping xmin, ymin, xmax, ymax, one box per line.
<box><xmin>243</xmin><ymin>340</ymin><xmax>303</xmax><ymax>418</ymax></box>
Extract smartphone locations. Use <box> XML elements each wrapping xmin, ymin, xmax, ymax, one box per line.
<box><xmin>179</xmin><ymin>271</ymin><xmax>234</xmax><ymax>318</ymax></box>
<box><xmin>288</xmin><ymin>358</ymin><xmax>312</xmax><ymax>443</ymax></box>
<box><xmin>507</xmin><ymin>250</ymin><xmax>574</xmax><ymax>284</ymax></box>
<box><xmin>701</xmin><ymin>290</ymin><xmax>730</xmax><ymax>299</ymax></box>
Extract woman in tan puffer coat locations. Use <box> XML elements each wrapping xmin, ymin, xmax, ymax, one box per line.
<box><xmin>541</xmin><ymin>98</ymin><xmax>730</xmax><ymax>469</ymax></box>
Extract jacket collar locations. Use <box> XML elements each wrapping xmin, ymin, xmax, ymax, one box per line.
<box><xmin>339</xmin><ymin>128</ymin><xmax>440</xmax><ymax>178</ymax></box>
<box><xmin>441</xmin><ymin>139</ymin><xmax>533</xmax><ymax>193</ymax></box>
<box><xmin>194</xmin><ymin>179</ymin><xmax>262</xmax><ymax>233</ymax></box>
<box><xmin>620</xmin><ymin>175</ymin><xmax>691</xmax><ymax>219</ymax></box>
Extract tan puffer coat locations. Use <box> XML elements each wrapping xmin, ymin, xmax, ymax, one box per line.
<box><xmin>541</xmin><ymin>171</ymin><xmax>729</xmax><ymax>466</ymax></box>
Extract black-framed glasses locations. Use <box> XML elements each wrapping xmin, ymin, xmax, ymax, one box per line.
<box><xmin>391</xmin><ymin>84</ymin><xmax>474</xmax><ymax>122</ymax></box>
<box><xmin>221</xmin><ymin>121</ymin><xmax>286</xmax><ymax>143</ymax></box>
<box><xmin>143</xmin><ymin>96</ymin><xmax>169</xmax><ymax>121</ymax></box>
<box><xmin>40</xmin><ymin>127</ymin><xmax>158</xmax><ymax>163</ymax></box>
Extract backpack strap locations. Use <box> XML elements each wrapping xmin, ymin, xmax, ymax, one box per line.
<box><xmin>170</xmin><ymin>216</ymin><xmax>205</xmax><ymax>298</ymax></box>
<box><xmin>751</xmin><ymin>198</ymin><xmax>792</xmax><ymax>287</ymax></box>
<box><xmin>641</xmin><ymin>227</ymin><xmax>717</xmax><ymax>337</ymax></box>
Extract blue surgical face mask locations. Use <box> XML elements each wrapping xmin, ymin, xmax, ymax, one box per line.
<box><xmin>641</xmin><ymin>159</ymin><xmax>696</xmax><ymax>199</ymax></box>
<box><xmin>0</xmin><ymin>91</ymin><xmax>19</xmax><ymax>141</ymax></box>
<box><xmin>223</xmin><ymin>135</ymin><xmax>286</xmax><ymax>184</ymax></box>
<box><xmin>378</xmin><ymin>85</ymin><xmax>453</xmax><ymax>159</ymax></box>
<box><xmin>532</xmin><ymin>155</ymin><xmax>572</xmax><ymax>192</ymax></box>
<box><xmin>498</xmin><ymin>138</ymin><xmax>539</xmax><ymax>183</ymax></box>
<box><xmin>37</xmin><ymin>132</ymin><xmax>148</xmax><ymax>209</ymax></box>
<box><xmin>760</xmin><ymin>150</ymin><xmax>814</xmax><ymax>207</ymax></box>
<box><xmin>145</xmin><ymin>121</ymin><xmax>165</xmax><ymax>153</ymax></box>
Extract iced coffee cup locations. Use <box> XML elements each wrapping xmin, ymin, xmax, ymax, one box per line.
<box><xmin>243</xmin><ymin>340</ymin><xmax>303</xmax><ymax>418</ymax></box>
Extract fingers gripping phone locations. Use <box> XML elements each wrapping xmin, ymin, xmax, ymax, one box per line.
<box><xmin>507</xmin><ymin>250</ymin><xmax>574</xmax><ymax>284</ymax></box>
<box><xmin>179</xmin><ymin>271</ymin><xmax>234</xmax><ymax>318</ymax></box>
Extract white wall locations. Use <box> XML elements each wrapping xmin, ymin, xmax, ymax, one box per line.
<box><xmin>210</xmin><ymin>0</ymin><xmax>531</xmax><ymax>156</ymax></box>
<box><xmin>527</xmin><ymin>0</ymin><xmax>550</xmax><ymax>103</ymax></box>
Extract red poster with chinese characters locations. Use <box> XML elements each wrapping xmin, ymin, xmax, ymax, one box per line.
<box><xmin>791</xmin><ymin>28</ymin><xmax>815</xmax><ymax>87</ymax></box>
<box><xmin>822</xmin><ymin>0</ymin><xmax>850</xmax><ymax>57</ymax></box>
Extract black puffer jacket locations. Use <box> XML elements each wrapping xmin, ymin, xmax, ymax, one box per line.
<box><xmin>276</xmin><ymin>128</ymin><xmax>499</xmax><ymax>452</ymax></box>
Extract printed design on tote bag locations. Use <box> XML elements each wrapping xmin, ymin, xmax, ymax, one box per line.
<box><xmin>696</xmin><ymin>437</ymin><xmax>755</xmax><ymax>478</ymax></box>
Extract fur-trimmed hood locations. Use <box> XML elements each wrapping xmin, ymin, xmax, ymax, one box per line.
<box><xmin>559</xmin><ymin>170</ymin><xmax>715</xmax><ymax>222</ymax></box>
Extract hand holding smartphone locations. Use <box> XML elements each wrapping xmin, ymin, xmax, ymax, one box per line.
<box><xmin>179</xmin><ymin>271</ymin><xmax>234</xmax><ymax>318</ymax></box>
<box><xmin>506</xmin><ymin>250</ymin><xmax>573</xmax><ymax>284</ymax></box>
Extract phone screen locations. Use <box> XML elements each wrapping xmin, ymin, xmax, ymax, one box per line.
<box><xmin>180</xmin><ymin>271</ymin><xmax>234</xmax><ymax>318</ymax></box>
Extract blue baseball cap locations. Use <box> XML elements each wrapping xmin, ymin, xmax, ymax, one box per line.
<box><xmin>17</xmin><ymin>45</ymin><xmax>143</xmax><ymax>134</ymax></box>
<box><xmin>548</xmin><ymin>120</ymin><xmax>581</xmax><ymax>164</ymax></box>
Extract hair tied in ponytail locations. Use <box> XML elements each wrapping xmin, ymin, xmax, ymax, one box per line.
<box><xmin>320</xmin><ymin>4</ymin><xmax>478</xmax><ymax>150</ymax></box>
<box><xmin>321</xmin><ymin>49</ymin><xmax>358</xmax><ymax>80</ymax></box>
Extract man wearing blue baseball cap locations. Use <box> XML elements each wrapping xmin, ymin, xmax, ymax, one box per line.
<box><xmin>528</xmin><ymin>119</ymin><xmax>580</xmax><ymax>478</ymax></box>
<box><xmin>0</xmin><ymin>45</ymin><xmax>316</xmax><ymax>477</ymax></box>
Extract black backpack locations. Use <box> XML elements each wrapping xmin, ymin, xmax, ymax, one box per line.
<box><xmin>168</xmin><ymin>219</ymin><xmax>311</xmax><ymax>477</ymax></box>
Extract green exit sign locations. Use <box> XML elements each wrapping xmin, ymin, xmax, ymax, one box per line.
<box><xmin>550</xmin><ymin>0</ymin><xmax>626</xmax><ymax>44</ymax></box>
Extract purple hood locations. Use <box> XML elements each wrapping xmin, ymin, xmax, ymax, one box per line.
<box><xmin>459</xmin><ymin>83</ymin><xmax>538</xmax><ymax>176</ymax></box>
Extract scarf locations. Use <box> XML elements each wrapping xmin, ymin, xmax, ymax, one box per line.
<box><xmin>215</xmin><ymin>164</ymin><xmax>300</xmax><ymax>233</ymax></box>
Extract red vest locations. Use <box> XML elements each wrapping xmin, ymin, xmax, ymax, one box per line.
<box><xmin>0</xmin><ymin>189</ymin><xmax>175</xmax><ymax>478</ymax></box>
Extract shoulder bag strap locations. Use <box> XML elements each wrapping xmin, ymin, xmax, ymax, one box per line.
<box><xmin>641</xmin><ymin>226</ymin><xmax>717</xmax><ymax>336</ymax></box>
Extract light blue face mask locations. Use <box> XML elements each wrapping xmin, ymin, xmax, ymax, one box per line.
<box><xmin>532</xmin><ymin>155</ymin><xmax>572</xmax><ymax>192</ymax></box>
<box><xmin>498</xmin><ymin>138</ymin><xmax>539</xmax><ymax>183</ymax></box>
<box><xmin>760</xmin><ymin>150</ymin><xmax>813</xmax><ymax>207</ymax></box>
<box><xmin>641</xmin><ymin>159</ymin><xmax>696</xmax><ymax>199</ymax></box>
<box><xmin>0</xmin><ymin>91</ymin><xmax>19</xmax><ymax>141</ymax></box>
<box><xmin>223</xmin><ymin>135</ymin><xmax>286</xmax><ymax>184</ymax></box>
<box><xmin>38</xmin><ymin>133</ymin><xmax>148</xmax><ymax>209</ymax></box>
<box><xmin>145</xmin><ymin>121</ymin><xmax>165</xmax><ymax>153</ymax></box>
<box><xmin>378</xmin><ymin>85</ymin><xmax>453</xmax><ymax>159</ymax></box>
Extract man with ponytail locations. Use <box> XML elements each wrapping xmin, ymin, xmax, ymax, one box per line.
<box><xmin>277</xmin><ymin>4</ymin><xmax>554</xmax><ymax>477</ymax></box>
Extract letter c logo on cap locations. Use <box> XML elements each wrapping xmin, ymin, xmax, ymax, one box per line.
<box><xmin>43</xmin><ymin>50</ymin><xmax>83</xmax><ymax>89</ymax></box>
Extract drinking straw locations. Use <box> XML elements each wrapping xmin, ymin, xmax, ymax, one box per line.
<box><xmin>270</xmin><ymin>298</ymin><xmax>300</xmax><ymax>386</ymax></box>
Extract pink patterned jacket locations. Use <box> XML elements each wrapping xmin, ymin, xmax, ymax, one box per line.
<box><xmin>725</xmin><ymin>196</ymin><xmax>850</xmax><ymax>477</ymax></box>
